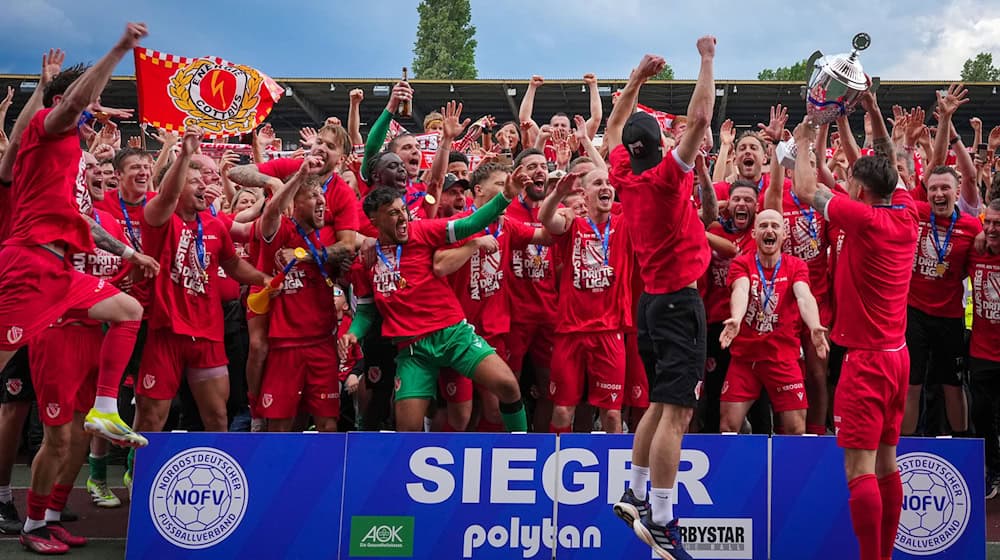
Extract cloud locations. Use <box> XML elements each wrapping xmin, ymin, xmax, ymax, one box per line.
<box><xmin>882</xmin><ymin>0</ymin><xmax>1000</xmax><ymax>79</ymax></box>
<box><xmin>0</xmin><ymin>0</ymin><xmax>85</xmax><ymax>42</ymax></box>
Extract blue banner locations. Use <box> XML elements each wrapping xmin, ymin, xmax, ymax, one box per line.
<box><xmin>771</xmin><ymin>435</ymin><xmax>985</xmax><ymax>560</ymax></box>
<box><xmin>126</xmin><ymin>432</ymin><xmax>347</xmax><ymax>559</ymax></box>
<box><xmin>554</xmin><ymin>433</ymin><xmax>768</xmax><ymax>560</ymax></box>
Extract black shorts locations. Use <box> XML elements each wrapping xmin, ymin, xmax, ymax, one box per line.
<box><xmin>637</xmin><ymin>288</ymin><xmax>707</xmax><ymax>408</ymax></box>
<box><xmin>905</xmin><ymin>306</ymin><xmax>965</xmax><ymax>386</ymax></box>
<box><xmin>0</xmin><ymin>347</ymin><xmax>34</xmax><ymax>403</ymax></box>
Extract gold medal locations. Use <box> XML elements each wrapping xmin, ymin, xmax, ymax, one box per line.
<box><xmin>424</xmin><ymin>194</ymin><xmax>436</xmax><ymax>205</ymax></box>
<box><xmin>325</xmin><ymin>278</ymin><xmax>335</xmax><ymax>287</ymax></box>
<box><xmin>810</xmin><ymin>239</ymin><xmax>818</xmax><ymax>250</ymax></box>
<box><xmin>936</xmin><ymin>263</ymin><xmax>946</xmax><ymax>276</ymax></box>
<box><xmin>398</xmin><ymin>277</ymin><xmax>407</xmax><ymax>289</ymax></box>
<box><xmin>532</xmin><ymin>255</ymin><xmax>542</xmax><ymax>266</ymax></box>
<box><xmin>293</xmin><ymin>247</ymin><xmax>308</xmax><ymax>260</ymax></box>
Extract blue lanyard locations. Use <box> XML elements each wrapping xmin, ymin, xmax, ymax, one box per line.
<box><xmin>119</xmin><ymin>194</ymin><xmax>146</xmax><ymax>250</ymax></box>
<box><xmin>586</xmin><ymin>216</ymin><xmax>611</xmax><ymax>266</ymax></box>
<box><xmin>469</xmin><ymin>204</ymin><xmax>502</xmax><ymax>237</ymax></box>
<box><xmin>209</xmin><ymin>204</ymin><xmax>218</xmax><ymax>217</ymax></box>
<box><xmin>375</xmin><ymin>241</ymin><xmax>403</xmax><ymax>283</ymax></box>
<box><xmin>93</xmin><ymin>210</ymin><xmax>101</xmax><ymax>227</ymax></box>
<box><xmin>929</xmin><ymin>208</ymin><xmax>958</xmax><ymax>264</ymax></box>
<box><xmin>789</xmin><ymin>189</ymin><xmax>819</xmax><ymax>244</ymax></box>
<box><xmin>405</xmin><ymin>190</ymin><xmax>427</xmax><ymax>207</ymax></box>
<box><xmin>322</xmin><ymin>175</ymin><xmax>333</xmax><ymax>194</ymax></box>
<box><xmin>291</xmin><ymin>218</ymin><xmax>333</xmax><ymax>287</ymax></box>
<box><xmin>755</xmin><ymin>254</ymin><xmax>782</xmax><ymax>310</ymax></box>
<box><xmin>194</xmin><ymin>214</ymin><xmax>207</xmax><ymax>274</ymax></box>
<box><xmin>518</xmin><ymin>195</ymin><xmax>544</xmax><ymax>260</ymax></box>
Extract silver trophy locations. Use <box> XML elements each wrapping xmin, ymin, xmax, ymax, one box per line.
<box><xmin>776</xmin><ymin>33</ymin><xmax>872</xmax><ymax>168</ymax></box>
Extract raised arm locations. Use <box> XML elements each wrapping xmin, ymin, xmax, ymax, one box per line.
<box><xmin>605</xmin><ymin>55</ymin><xmax>665</xmax><ymax>152</ymax></box>
<box><xmin>538</xmin><ymin>173</ymin><xmax>582</xmax><ymax>235</ymax></box>
<box><xmin>791</xmin><ymin>120</ymin><xmax>832</xmax><ymax>214</ymax></box>
<box><xmin>361</xmin><ymin>82</ymin><xmax>410</xmax><ymax>181</ymax></box>
<box><xmin>260</xmin><ymin>156</ymin><xmax>322</xmax><ymax>240</ymax></box>
<box><xmin>227</xmin><ymin>160</ymin><xmax>284</xmax><ymax>193</ymax></box>
<box><xmin>834</xmin><ymin>114</ymin><xmax>861</xmax><ymax>166</ymax></box>
<box><xmin>0</xmin><ymin>49</ymin><xmax>64</xmax><ymax>182</ymax></box>
<box><xmin>933</xmin><ymin>84</ymin><xmax>977</xmax><ymax>207</ymax></box>
<box><xmin>145</xmin><ymin>127</ymin><xmax>200</xmax><ymax>227</ymax></box>
<box><xmin>348</xmin><ymin>89</ymin><xmax>364</xmax><ymax>146</ymax></box>
<box><xmin>433</xmin><ymin>237</ymin><xmax>495</xmax><ymax>277</ymax></box>
<box><xmin>45</xmin><ymin>23</ymin><xmax>147</xmax><ymax>135</ymax></box>
<box><xmin>149</xmin><ymin>128</ymin><xmax>177</xmax><ymax>191</ymax></box>
<box><xmin>424</xmin><ymin>100</ymin><xmax>470</xmax><ymax>217</ymax></box>
<box><xmin>860</xmin><ymin>91</ymin><xmax>894</xmax><ymax>165</ymax></box>
<box><xmin>696</xmin><ymin>154</ymin><xmax>718</xmax><ymax>227</ymax></box>
<box><xmin>713</xmin><ymin>119</ymin><xmax>735</xmax><ymax>183</ymax></box>
<box><xmin>675</xmin><ymin>36</ymin><xmax>717</xmax><ymax>167</ymax></box>
<box><xmin>583</xmin><ymin>73</ymin><xmax>603</xmax><ymax>139</ymax></box>
<box><xmin>573</xmin><ymin>114</ymin><xmax>606</xmax><ymax>171</ymax></box>
<box><xmin>519</xmin><ymin>75</ymin><xmax>543</xmax><ymax>133</ymax></box>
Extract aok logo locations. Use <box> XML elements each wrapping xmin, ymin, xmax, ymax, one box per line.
<box><xmin>350</xmin><ymin>516</ymin><xmax>414</xmax><ymax>557</ymax></box>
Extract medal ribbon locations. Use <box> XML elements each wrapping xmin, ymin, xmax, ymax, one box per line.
<box><xmin>755</xmin><ymin>254</ymin><xmax>782</xmax><ymax>312</ymax></box>
<box><xmin>929</xmin><ymin>208</ymin><xmax>958</xmax><ymax>265</ymax></box>
<box><xmin>586</xmin><ymin>216</ymin><xmax>611</xmax><ymax>266</ymax></box>
<box><xmin>291</xmin><ymin>218</ymin><xmax>333</xmax><ymax>287</ymax></box>
<box><xmin>519</xmin><ymin>195</ymin><xmax>545</xmax><ymax>262</ymax></box>
<box><xmin>375</xmin><ymin>241</ymin><xmax>403</xmax><ymax>285</ymax></box>
<box><xmin>322</xmin><ymin>174</ymin><xmax>333</xmax><ymax>195</ymax></box>
<box><xmin>789</xmin><ymin>189</ymin><xmax>819</xmax><ymax>246</ymax></box>
<box><xmin>119</xmin><ymin>195</ymin><xmax>146</xmax><ymax>251</ymax></box>
<box><xmin>194</xmin><ymin>214</ymin><xmax>207</xmax><ymax>275</ymax></box>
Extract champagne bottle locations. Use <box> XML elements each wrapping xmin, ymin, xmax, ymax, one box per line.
<box><xmin>398</xmin><ymin>67</ymin><xmax>412</xmax><ymax>118</ymax></box>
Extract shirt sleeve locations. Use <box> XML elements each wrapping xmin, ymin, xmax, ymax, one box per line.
<box><xmin>504</xmin><ymin>218</ymin><xmax>538</xmax><ymax>247</ymax></box>
<box><xmin>325</xmin><ymin>177</ymin><xmax>360</xmax><ymax>233</ymax></box>
<box><xmin>825</xmin><ymin>193</ymin><xmax>875</xmax><ymax>238</ymax></box>
<box><xmin>728</xmin><ymin>256</ymin><xmax>750</xmax><ymax>288</ymax></box>
<box><xmin>790</xmin><ymin>257</ymin><xmax>810</xmax><ymax>285</ymax></box>
<box><xmin>608</xmin><ymin>145</ymin><xmax>631</xmax><ymax>192</ymax></box>
<box><xmin>216</xmin><ymin>218</ymin><xmax>238</xmax><ymax>263</ymax></box>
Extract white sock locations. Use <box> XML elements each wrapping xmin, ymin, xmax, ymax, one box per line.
<box><xmin>44</xmin><ymin>508</ymin><xmax>61</xmax><ymax>523</ymax></box>
<box><xmin>630</xmin><ymin>465</ymin><xmax>650</xmax><ymax>501</ymax></box>
<box><xmin>0</xmin><ymin>485</ymin><xmax>11</xmax><ymax>503</ymax></box>
<box><xmin>23</xmin><ymin>517</ymin><xmax>45</xmax><ymax>532</ymax></box>
<box><xmin>94</xmin><ymin>396</ymin><xmax>118</xmax><ymax>414</ymax></box>
<box><xmin>650</xmin><ymin>487</ymin><xmax>674</xmax><ymax>526</ymax></box>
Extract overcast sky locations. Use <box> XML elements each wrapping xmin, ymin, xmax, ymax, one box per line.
<box><xmin>0</xmin><ymin>0</ymin><xmax>998</xmax><ymax>80</ymax></box>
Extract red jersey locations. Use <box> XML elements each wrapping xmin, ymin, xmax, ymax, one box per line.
<box><xmin>356</xmin><ymin>182</ymin><xmax>430</xmax><ymax>238</ymax></box>
<box><xmin>704</xmin><ymin>224</ymin><xmax>756</xmax><ymax>324</ymax></box>
<box><xmin>828</xmin><ymin>188</ymin><xmax>919</xmax><ymax>351</ymax></box>
<box><xmin>214</xmin><ymin>212</ymin><xmax>241</xmax><ymax>302</ymax></box>
<box><xmin>728</xmin><ymin>252</ymin><xmax>810</xmax><ymax>362</ymax></box>
<box><xmin>353</xmin><ymin>219</ymin><xmax>465</xmax><ymax>339</ymax></box>
<box><xmin>96</xmin><ymin>190</ymin><xmax>157</xmax><ymax>307</ymax></box>
<box><xmin>777</xmin><ymin>183</ymin><xmax>831</xmax><ymax>301</ymax></box>
<box><xmin>143</xmin><ymin>212</ymin><xmax>237</xmax><ymax>341</ymax></box>
<box><xmin>550</xmin><ymin>212</ymin><xmax>634</xmax><ymax>333</ymax></box>
<box><xmin>504</xmin><ymin>197</ymin><xmax>558</xmax><ymax>326</ymax></box>
<box><xmin>967</xmin><ymin>249</ymin><xmax>1000</xmax><ymax>361</ymax></box>
<box><xmin>609</xmin><ymin>145</ymin><xmax>709</xmax><ymax>294</ymax></box>
<box><xmin>0</xmin><ymin>186</ymin><xmax>11</xmax><ymax>242</ymax></box>
<box><xmin>448</xmin><ymin>213</ymin><xmax>537</xmax><ymax>338</ymax></box>
<box><xmin>72</xmin><ymin>209</ymin><xmax>126</xmax><ymax>284</ymax></box>
<box><xmin>261</xmin><ymin>217</ymin><xmax>337</xmax><ymax>346</ymax></box>
<box><xmin>5</xmin><ymin>108</ymin><xmax>93</xmax><ymax>254</ymax></box>
<box><xmin>908</xmin><ymin>202</ymin><xmax>982</xmax><ymax>318</ymax></box>
<box><xmin>255</xmin><ymin>158</ymin><xmax>360</xmax><ymax>244</ymax></box>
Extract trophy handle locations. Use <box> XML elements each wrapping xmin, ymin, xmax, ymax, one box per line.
<box><xmin>869</xmin><ymin>76</ymin><xmax>880</xmax><ymax>93</ymax></box>
<box><xmin>806</xmin><ymin>50</ymin><xmax>823</xmax><ymax>71</ymax></box>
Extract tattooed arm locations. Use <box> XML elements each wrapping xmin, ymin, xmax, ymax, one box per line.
<box><xmin>84</xmin><ymin>214</ymin><xmax>160</xmax><ymax>278</ymax></box>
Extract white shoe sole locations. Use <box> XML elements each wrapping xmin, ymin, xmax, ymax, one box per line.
<box><xmin>84</xmin><ymin>422</ymin><xmax>148</xmax><ymax>448</ymax></box>
<box><xmin>632</xmin><ymin>519</ymin><xmax>676</xmax><ymax>560</ymax></box>
<box><xmin>613</xmin><ymin>502</ymin><xmax>640</xmax><ymax>527</ymax></box>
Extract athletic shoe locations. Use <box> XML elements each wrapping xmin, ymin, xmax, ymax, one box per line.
<box><xmin>19</xmin><ymin>526</ymin><xmax>69</xmax><ymax>555</ymax></box>
<box><xmin>632</xmin><ymin>515</ymin><xmax>694</xmax><ymax>560</ymax></box>
<box><xmin>250</xmin><ymin>418</ymin><xmax>267</xmax><ymax>433</ymax></box>
<box><xmin>87</xmin><ymin>479</ymin><xmax>122</xmax><ymax>508</ymax></box>
<box><xmin>0</xmin><ymin>500</ymin><xmax>21</xmax><ymax>535</ymax></box>
<box><xmin>987</xmin><ymin>471</ymin><xmax>999</xmax><ymax>500</ymax></box>
<box><xmin>58</xmin><ymin>507</ymin><xmax>78</xmax><ymax>523</ymax></box>
<box><xmin>123</xmin><ymin>470</ymin><xmax>133</xmax><ymax>500</ymax></box>
<box><xmin>613</xmin><ymin>488</ymin><xmax>650</xmax><ymax>528</ymax></box>
<box><xmin>45</xmin><ymin>522</ymin><xmax>86</xmax><ymax>547</ymax></box>
<box><xmin>84</xmin><ymin>409</ymin><xmax>148</xmax><ymax>448</ymax></box>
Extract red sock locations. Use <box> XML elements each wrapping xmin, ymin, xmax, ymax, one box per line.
<box><xmin>47</xmin><ymin>483</ymin><xmax>73</xmax><ymax>513</ymax></box>
<box><xmin>848</xmin><ymin>474</ymin><xmax>882</xmax><ymax>560</ymax></box>
<box><xmin>549</xmin><ymin>423</ymin><xmax>571</xmax><ymax>435</ymax></box>
<box><xmin>476</xmin><ymin>418</ymin><xmax>504</xmax><ymax>433</ymax></box>
<box><xmin>806</xmin><ymin>423</ymin><xmax>826</xmax><ymax>435</ymax></box>
<box><xmin>98</xmin><ymin>320</ymin><xmax>141</xmax><ymax>398</ymax></box>
<box><xmin>878</xmin><ymin>470</ymin><xmax>903</xmax><ymax>560</ymax></box>
<box><xmin>26</xmin><ymin>490</ymin><xmax>49</xmax><ymax>521</ymax></box>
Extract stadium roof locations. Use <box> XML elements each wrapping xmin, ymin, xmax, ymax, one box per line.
<box><xmin>3</xmin><ymin>75</ymin><xmax>998</xmax><ymax>148</ymax></box>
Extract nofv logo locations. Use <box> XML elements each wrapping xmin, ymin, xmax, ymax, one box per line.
<box><xmin>896</xmin><ymin>451</ymin><xmax>970</xmax><ymax>556</ymax></box>
<box><xmin>350</xmin><ymin>516</ymin><xmax>415</xmax><ymax>557</ymax></box>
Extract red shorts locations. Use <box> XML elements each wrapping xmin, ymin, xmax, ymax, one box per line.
<box><xmin>549</xmin><ymin>331</ymin><xmax>625</xmax><ymax>410</ymax></box>
<box><xmin>834</xmin><ymin>346</ymin><xmax>909</xmax><ymax>450</ymax></box>
<box><xmin>0</xmin><ymin>246</ymin><xmax>118</xmax><ymax>351</ymax></box>
<box><xmin>136</xmin><ymin>328</ymin><xmax>228</xmax><ymax>400</ymax></box>
<box><xmin>507</xmin><ymin>321</ymin><xmax>555</xmax><ymax>375</ymax></box>
<box><xmin>722</xmin><ymin>357</ymin><xmax>808</xmax><ymax>413</ymax></box>
<box><xmin>29</xmin><ymin>324</ymin><xmax>102</xmax><ymax>426</ymax></box>
<box><xmin>623</xmin><ymin>333</ymin><xmax>649</xmax><ymax>407</ymax></box>
<box><xmin>439</xmin><ymin>335</ymin><xmax>507</xmax><ymax>404</ymax></box>
<box><xmin>259</xmin><ymin>340</ymin><xmax>340</xmax><ymax>419</ymax></box>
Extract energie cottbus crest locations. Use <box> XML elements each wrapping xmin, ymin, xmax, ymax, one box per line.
<box><xmin>134</xmin><ymin>48</ymin><xmax>283</xmax><ymax>138</ymax></box>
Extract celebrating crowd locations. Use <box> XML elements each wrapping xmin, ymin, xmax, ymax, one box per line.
<box><xmin>1</xmin><ymin>21</ymin><xmax>999</xmax><ymax>560</ymax></box>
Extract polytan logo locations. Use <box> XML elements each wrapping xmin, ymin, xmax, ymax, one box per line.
<box><xmin>895</xmin><ymin>452</ymin><xmax>970</xmax><ymax>555</ymax></box>
<box><xmin>349</xmin><ymin>516</ymin><xmax>414</xmax><ymax>557</ymax></box>
<box><xmin>5</xmin><ymin>326</ymin><xmax>22</xmax><ymax>345</ymax></box>
<box><xmin>143</xmin><ymin>374</ymin><xmax>156</xmax><ymax>390</ymax></box>
<box><xmin>149</xmin><ymin>447</ymin><xmax>248</xmax><ymax>550</ymax></box>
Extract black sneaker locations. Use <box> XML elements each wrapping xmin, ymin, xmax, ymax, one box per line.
<box><xmin>58</xmin><ymin>507</ymin><xmax>78</xmax><ymax>523</ymax></box>
<box><xmin>0</xmin><ymin>500</ymin><xmax>22</xmax><ymax>535</ymax></box>
<box><xmin>987</xmin><ymin>471</ymin><xmax>999</xmax><ymax>500</ymax></box>
<box><xmin>612</xmin><ymin>488</ymin><xmax>650</xmax><ymax>528</ymax></box>
<box><xmin>632</xmin><ymin>515</ymin><xmax>694</xmax><ymax>560</ymax></box>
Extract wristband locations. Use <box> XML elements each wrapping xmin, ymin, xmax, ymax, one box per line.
<box><xmin>483</xmin><ymin>127</ymin><xmax>494</xmax><ymax>134</ymax></box>
<box><xmin>949</xmin><ymin>136</ymin><xmax>960</xmax><ymax>146</ymax></box>
<box><xmin>121</xmin><ymin>246</ymin><xmax>136</xmax><ymax>260</ymax></box>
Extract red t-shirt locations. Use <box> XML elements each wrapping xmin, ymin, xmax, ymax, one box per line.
<box><xmin>353</xmin><ymin>219</ymin><xmax>465</xmax><ymax>338</ymax></box>
<box><xmin>143</xmin><ymin>212</ymin><xmax>237</xmax><ymax>341</ymax></box>
<box><xmin>728</xmin><ymin>252</ymin><xmax>810</xmax><ymax>362</ymax></box>
<box><xmin>212</xmin><ymin>212</ymin><xmax>242</xmax><ymax>303</ymax></box>
<box><xmin>5</xmin><ymin>108</ymin><xmax>92</xmax><ymax>254</ymax></box>
<box><xmin>907</xmin><ymin>202</ymin><xmax>982</xmax><ymax>318</ymax></box>
<box><xmin>0</xmin><ymin>186</ymin><xmax>11</xmax><ymax>242</ymax></box>
<box><xmin>447</xmin><ymin>213</ymin><xmax>537</xmax><ymax>338</ymax></box>
<box><xmin>967</xmin><ymin>249</ymin><xmax>1000</xmax><ymax>361</ymax></box>
<box><xmin>609</xmin><ymin>145</ymin><xmax>709</xmax><ymax>294</ymax></box>
<box><xmin>504</xmin><ymin>197</ymin><xmax>559</xmax><ymax>326</ymax></box>
<box><xmin>72</xmin><ymin>209</ymin><xmax>127</xmax><ymax>284</ymax></box>
<box><xmin>777</xmin><ymin>182</ymin><xmax>831</xmax><ymax>302</ymax></box>
<box><xmin>261</xmin><ymin>217</ymin><xmax>338</xmax><ymax>346</ymax></box>
<box><xmin>828</xmin><ymin>188</ymin><xmax>919</xmax><ymax>350</ymax></box>
<box><xmin>356</xmin><ymin>182</ymin><xmax>430</xmax><ymax>238</ymax></box>
<box><xmin>704</xmin><ymin>224</ymin><xmax>756</xmax><ymax>324</ymax></box>
<box><xmin>550</xmin><ymin>212</ymin><xmax>634</xmax><ymax>333</ymax></box>
<box><xmin>97</xmin><ymin>189</ymin><xmax>157</xmax><ymax>307</ymax></box>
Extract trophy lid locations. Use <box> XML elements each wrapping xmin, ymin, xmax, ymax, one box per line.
<box><xmin>822</xmin><ymin>33</ymin><xmax>871</xmax><ymax>90</ymax></box>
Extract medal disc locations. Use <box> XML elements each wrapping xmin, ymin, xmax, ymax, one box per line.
<box><xmin>935</xmin><ymin>263</ymin><xmax>946</xmax><ymax>276</ymax></box>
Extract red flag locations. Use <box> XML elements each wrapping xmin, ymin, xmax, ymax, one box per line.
<box><xmin>134</xmin><ymin>48</ymin><xmax>283</xmax><ymax>139</ymax></box>
<box><xmin>636</xmin><ymin>103</ymin><xmax>676</xmax><ymax>132</ymax></box>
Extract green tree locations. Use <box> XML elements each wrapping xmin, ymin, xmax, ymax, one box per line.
<box><xmin>652</xmin><ymin>64</ymin><xmax>675</xmax><ymax>80</ymax></box>
<box><xmin>960</xmin><ymin>52</ymin><xmax>1000</xmax><ymax>82</ymax></box>
<box><xmin>412</xmin><ymin>0</ymin><xmax>478</xmax><ymax>79</ymax></box>
<box><xmin>757</xmin><ymin>59</ymin><xmax>810</xmax><ymax>81</ymax></box>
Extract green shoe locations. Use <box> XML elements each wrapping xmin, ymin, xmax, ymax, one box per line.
<box><xmin>84</xmin><ymin>408</ymin><xmax>148</xmax><ymax>448</ymax></box>
<box><xmin>86</xmin><ymin>478</ymin><xmax>121</xmax><ymax>508</ymax></box>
